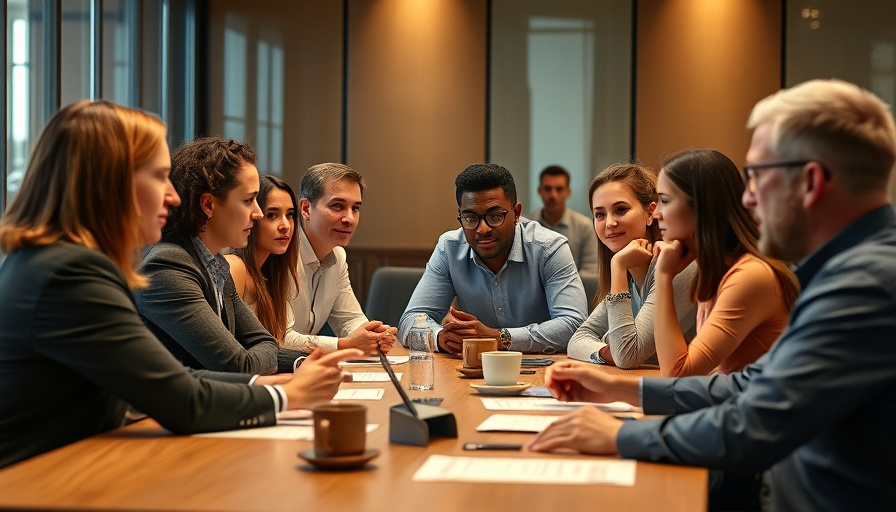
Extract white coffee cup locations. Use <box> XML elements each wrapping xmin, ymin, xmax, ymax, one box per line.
<box><xmin>481</xmin><ymin>351</ymin><xmax>522</xmax><ymax>386</ymax></box>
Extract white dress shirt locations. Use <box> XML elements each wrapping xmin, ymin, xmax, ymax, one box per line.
<box><xmin>286</xmin><ymin>229</ymin><xmax>368</xmax><ymax>352</ymax></box>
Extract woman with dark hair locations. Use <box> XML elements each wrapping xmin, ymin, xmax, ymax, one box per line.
<box><xmin>652</xmin><ymin>148</ymin><xmax>799</xmax><ymax>376</ymax></box>
<box><xmin>135</xmin><ymin>137</ymin><xmax>306</xmax><ymax>374</ymax></box>
<box><xmin>0</xmin><ymin>101</ymin><xmax>359</xmax><ymax>469</ymax></box>
<box><xmin>567</xmin><ymin>163</ymin><xmax>697</xmax><ymax>368</ymax></box>
<box><xmin>225</xmin><ymin>175</ymin><xmax>302</xmax><ymax>346</ymax></box>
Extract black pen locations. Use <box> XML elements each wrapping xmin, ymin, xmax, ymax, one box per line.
<box><xmin>463</xmin><ymin>443</ymin><xmax>523</xmax><ymax>451</ymax></box>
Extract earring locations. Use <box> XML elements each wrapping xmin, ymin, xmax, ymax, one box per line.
<box><xmin>200</xmin><ymin>214</ymin><xmax>210</xmax><ymax>233</ymax></box>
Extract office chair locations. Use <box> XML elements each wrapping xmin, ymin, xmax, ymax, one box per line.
<box><xmin>364</xmin><ymin>266</ymin><xmax>426</xmax><ymax>327</ymax></box>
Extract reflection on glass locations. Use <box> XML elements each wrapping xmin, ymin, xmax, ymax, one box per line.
<box><xmin>527</xmin><ymin>16</ymin><xmax>594</xmax><ymax>215</ymax></box>
<box><xmin>221</xmin><ymin>15</ymin><xmax>285</xmax><ymax>175</ymax></box>
<box><xmin>223</xmin><ymin>19</ymin><xmax>247</xmax><ymax>142</ymax></box>
<box><xmin>3</xmin><ymin>0</ymin><xmax>177</xmax><ymax>211</ymax></box>
<box><xmin>786</xmin><ymin>0</ymin><xmax>896</xmax><ymax>114</ymax></box>
<box><xmin>7</xmin><ymin>0</ymin><xmax>33</xmax><ymax>203</ymax></box>
<box><xmin>490</xmin><ymin>0</ymin><xmax>633</xmax><ymax>216</ymax></box>
<box><xmin>103</xmin><ymin>0</ymin><xmax>137</xmax><ymax>105</ymax></box>
<box><xmin>59</xmin><ymin>0</ymin><xmax>92</xmax><ymax>106</ymax></box>
<box><xmin>257</xmin><ymin>38</ymin><xmax>284</xmax><ymax>174</ymax></box>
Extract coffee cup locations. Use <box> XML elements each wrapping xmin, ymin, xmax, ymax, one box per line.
<box><xmin>481</xmin><ymin>351</ymin><xmax>522</xmax><ymax>386</ymax></box>
<box><xmin>312</xmin><ymin>403</ymin><xmax>367</xmax><ymax>458</ymax></box>
<box><xmin>462</xmin><ymin>338</ymin><xmax>498</xmax><ymax>368</ymax></box>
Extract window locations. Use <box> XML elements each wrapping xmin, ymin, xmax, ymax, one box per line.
<box><xmin>3</xmin><ymin>0</ymin><xmax>196</xmax><ymax>215</ymax></box>
<box><xmin>221</xmin><ymin>14</ymin><xmax>285</xmax><ymax>175</ymax></box>
<box><xmin>490</xmin><ymin>0</ymin><xmax>633</xmax><ymax>216</ymax></box>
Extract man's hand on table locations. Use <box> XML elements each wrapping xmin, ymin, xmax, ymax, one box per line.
<box><xmin>438</xmin><ymin>306</ymin><xmax>500</xmax><ymax>353</ymax></box>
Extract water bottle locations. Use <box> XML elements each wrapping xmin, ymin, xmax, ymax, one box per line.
<box><xmin>406</xmin><ymin>313</ymin><xmax>435</xmax><ymax>391</ymax></box>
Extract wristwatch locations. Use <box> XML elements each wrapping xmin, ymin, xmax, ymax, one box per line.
<box><xmin>499</xmin><ymin>328</ymin><xmax>512</xmax><ymax>350</ymax></box>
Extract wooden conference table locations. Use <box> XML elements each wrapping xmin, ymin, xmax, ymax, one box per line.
<box><xmin>0</xmin><ymin>352</ymin><xmax>707</xmax><ymax>511</ymax></box>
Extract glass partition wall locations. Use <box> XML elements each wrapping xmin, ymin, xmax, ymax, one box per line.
<box><xmin>489</xmin><ymin>0</ymin><xmax>633</xmax><ymax>217</ymax></box>
<box><xmin>3</xmin><ymin>0</ymin><xmax>197</xmax><ymax>213</ymax></box>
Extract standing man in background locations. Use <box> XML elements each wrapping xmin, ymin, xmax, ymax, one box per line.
<box><xmin>530</xmin><ymin>165</ymin><xmax>597</xmax><ymax>278</ymax></box>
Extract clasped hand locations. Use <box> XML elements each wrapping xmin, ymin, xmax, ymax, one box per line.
<box><xmin>340</xmin><ymin>321</ymin><xmax>396</xmax><ymax>355</ymax></box>
<box><xmin>437</xmin><ymin>306</ymin><xmax>498</xmax><ymax>353</ymax></box>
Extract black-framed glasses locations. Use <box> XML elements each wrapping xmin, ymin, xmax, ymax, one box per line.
<box><xmin>457</xmin><ymin>210</ymin><xmax>510</xmax><ymax>230</ymax></box>
<box><xmin>741</xmin><ymin>160</ymin><xmax>829</xmax><ymax>194</ymax></box>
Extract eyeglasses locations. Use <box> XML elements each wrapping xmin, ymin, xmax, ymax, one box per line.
<box><xmin>457</xmin><ymin>210</ymin><xmax>510</xmax><ymax>230</ymax></box>
<box><xmin>741</xmin><ymin>160</ymin><xmax>821</xmax><ymax>194</ymax></box>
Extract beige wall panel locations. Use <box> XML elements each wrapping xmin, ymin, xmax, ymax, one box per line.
<box><xmin>346</xmin><ymin>0</ymin><xmax>487</xmax><ymax>249</ymax></box>
<box><xmin>636</xmin><ymin>0</ymin><xmax>782</xmax><ymax>168</ymax></box>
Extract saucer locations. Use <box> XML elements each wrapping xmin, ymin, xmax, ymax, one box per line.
<box><xmin>469</xmin><ymin>382</ymin><xmax>533</xmax><ymax>395</ymax></box>
<box><xmin>297</xmin><ymin>449</ymin><xmax>380</xmax><ymax>470</ymax></box>
<box><xmin>457</xmin><ymin>367</ymin><xmax>484</xmax><ymax>379</ymax></box>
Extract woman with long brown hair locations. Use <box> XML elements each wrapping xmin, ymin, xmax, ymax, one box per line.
<box><xmin>0</xmin><ymin>100</ymin><xmax>359</xmax><ymax>469</ymax></box>
<box><xmin>652</xmin><ymin>148</ymin><xmax>799</xmax><ymax>376</ymax></box>
<box><xmin>225</xmin><ymin>175</ymin><xmax>301</xmax><ymax>345</ymax></box>
<box><xmin>567</xmin><ymin>163</ymin><xmax>697</xmax><ymax>368</ymax></box>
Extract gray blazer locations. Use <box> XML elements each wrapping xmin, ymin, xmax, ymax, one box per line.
<box><xmin>136</xmin><ymin>236</ymin><xmax>303</xmax><ymax>374</ymax></box>
<box><xmin>0</xmin><ymin>243</ymin><xmax>276</xmax><ymax>469</ymax></box>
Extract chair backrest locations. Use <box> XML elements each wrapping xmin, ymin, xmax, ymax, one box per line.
<box><xmin>581</xmin><ymin>274</ymin><xmax>599</xmax><ymax>308</ymax></box>
<box><xmin>364</xmin><ymin>266</ymin><xmax>426</xmax><ymax>327</ymax></box>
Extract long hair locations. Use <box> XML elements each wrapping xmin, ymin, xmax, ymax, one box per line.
<box><xmin>164</xmin><ymin>137</ymin><xmax>257</xmax><ymax>240</ymax></box>
<box><xmin>587</xmin><ymin>163</ymin><xmax>660</xmax><ymax>305</ymax></box>
<box><xmin>661</xmin><ymin>149</ymin><xmax>799</xmax><ymax>306</ymax></box>
<box><xmin>0</xmin><ymin>100</ymin><xmax>166</xmax><ymax>288</ymax></box>
<box><xmin>233</xmin><ymin>175</ymin><xmax>300</xmax><ymax>344</ymax></box>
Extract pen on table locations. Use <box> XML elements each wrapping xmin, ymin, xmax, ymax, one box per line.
<box><xmin>463</xmin><ymin>443</ymin><xmax>523</xmax><ymax>451</ymax></box>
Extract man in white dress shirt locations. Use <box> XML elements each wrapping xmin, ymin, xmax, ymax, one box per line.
<box><xmin>289</xmin><ymin>163</ymin><xmax>396</xmax><ymax>355</ymax></box>
<box><xmin>529</xmin><ymin>165</ymin><xmax>597</xmax><ymax>278</ymax></box>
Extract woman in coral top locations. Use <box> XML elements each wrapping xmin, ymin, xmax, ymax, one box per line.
<box><xmin>651</xmin><ymin>149</ymin><xmax>799</xmax><ymax>376</ymax></box>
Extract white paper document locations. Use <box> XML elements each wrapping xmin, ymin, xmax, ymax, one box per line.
<box><xmin>480</xmin><ymin>397</ymin><xmax>639</xmax><ymax>413</ymax></box>
<box><xmin>349</xmin><ymin>372</ymin><xmax>403</xmax><ymax>382</ymax></box>
<box><xmin>339</xmin><ymin>355</ymin><xmax>410</xmax><ymax>367</ymax></box>
<box><xmin>194</xmin><ymin>424</ymin><xmax>378</xmax><ymax>440</ymax></box>
<box><xmin>476</xmin><ymin>414</ymin><xmax>563</xmax><ymax>433</ymax></box>
<box><xmin>334</xmin><ymin>388</ymin><xmax>385</xmax><ymax>400</ymax></box>
<box><xmin>413</xmin><ymin>455</ymin><xmax>637</xmax><ymax>486</ymax></box>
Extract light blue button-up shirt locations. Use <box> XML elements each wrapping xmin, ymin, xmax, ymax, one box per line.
<box><xmin>398</xmin><ymin>220</ymin><xmax>588</xmax><ymax>353</ymax></box>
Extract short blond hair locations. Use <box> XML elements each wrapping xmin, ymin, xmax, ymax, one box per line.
<box><xmin>748</xmin><ymin>79</ymin><xmax>896</xmax><ymax>194</ymax></box>
<box><xmin>0</xmin><ymin>100</ymin><xmax>167</xmax><ymax>288</ymax></box>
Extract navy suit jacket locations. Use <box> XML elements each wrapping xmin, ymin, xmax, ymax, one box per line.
<box><xmin>617</xmin><ymin>206</ymin><xmax>896</xmax><ymax>511</ymax></box>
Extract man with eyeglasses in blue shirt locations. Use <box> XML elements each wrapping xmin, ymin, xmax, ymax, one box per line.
<box><xmin>398</xmin><ymin>164</ymin><xmax>588</xmax><ymax>354</ymax></box>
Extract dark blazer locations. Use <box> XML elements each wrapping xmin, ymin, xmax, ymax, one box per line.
<box><xmin>136</xmin><ymin>236</ymin><xmax>303</xmax><ymax>374</ymax></box>
<box><xmin>617</xmin><ymin>206</ymin><xmax>896</xmax><ymax>510</ymax></box>
<box><xmin>0</xmin><ymin>243</ymin><xmax>277</xmax><ymax>469</ymax></box>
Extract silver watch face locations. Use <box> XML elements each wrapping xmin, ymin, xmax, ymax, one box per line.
<box><xmin>500</xmin><ymin>330</ymin><xmax>512</xmax><ymax>349</ymax></box>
